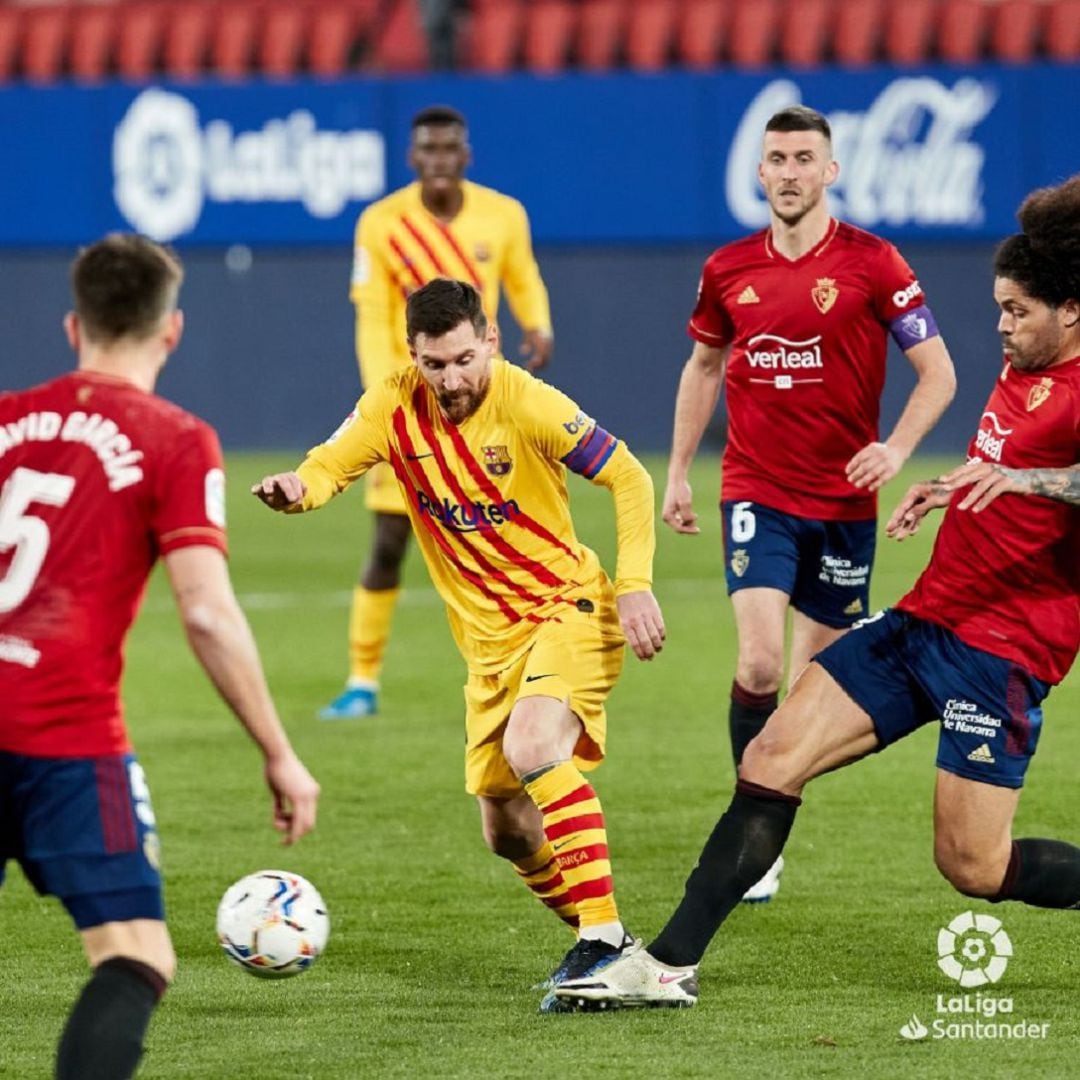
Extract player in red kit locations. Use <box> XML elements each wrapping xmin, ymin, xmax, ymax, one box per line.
<box><xmin>0</xmin><ymin>235</ymin><xmax>320</xmax><ymax>1078</ymax></box>
<box><xmin>555</xmin><ymin>177</ymin><xmax>1079</xmax><ymax>1011</ymax></box>
<box><xmin>663</xmin><ymin>105</ymin><xmax>956</xmax><ymax>902</ymax></box>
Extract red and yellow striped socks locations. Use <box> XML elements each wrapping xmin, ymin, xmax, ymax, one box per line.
<box><xmin>523</xmin><ymin>761</ymin><xmax>620</xmax><ymax>931</ymax></box>
<box><xmin>512</xmin><ymin>841</ymin><xmax>579</xmax><ymax>931</ymax></box>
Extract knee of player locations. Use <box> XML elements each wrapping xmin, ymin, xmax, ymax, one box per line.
<box><xmin>735</xmin><ymin>653</ymin><xmax>784</xmax><ymax>695</ymax></box>
<box><xmin>934</xmin><ymin>842</ymin><xmax>1003</xmax><ymax>898</ymax></box>
<box><xmin>740</xmin><ymin>724</ymin><xmax>800</xmax><ymax>787</ymax></box>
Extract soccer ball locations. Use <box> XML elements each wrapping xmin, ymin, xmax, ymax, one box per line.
<box><xmin>216</xmin><ymin>870</ymin><xmax>329</xmax><ymax>978</ymax></box>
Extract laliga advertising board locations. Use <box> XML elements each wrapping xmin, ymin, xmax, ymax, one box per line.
<box><xmin>0</xmin><ymin>64</ymin><xmax>1075</xmax><ymax>245</ymax></box>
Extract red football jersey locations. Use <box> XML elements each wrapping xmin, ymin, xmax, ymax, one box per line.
<box><xmin>0</xmin><ymin>372</ymin><xmax>228</xmax><ymax>757</ymax></box>
<box><xmin>899</xmin><ymin>355</ymin><xmax>1080</xmax><ymax>685</ymax></box>
<box><xmin>689</xmin><ymin>219</ymin><xmax>928</xmax><ymax>520</ymax></box>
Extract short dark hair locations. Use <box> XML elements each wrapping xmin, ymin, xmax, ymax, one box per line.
<box><xmin>994</xmin><ymin>174</ymin><xmax>1080</xmax><ymax>307</ymax></box>
<box><xmin>765</xmin><ymin>105</ymin><xmax>831</xmax><ymax>143</ymax></box>
<box><xmin>70</xmin><ymin>233</ymin><xmax>183</xmax><ymax>344</ymax></box>
<box><xmin>406</xmin><ymin>278</ymin><xmax>487</xmax><ymax>343</ymax></box>
<box><xmin>411</xmin><ymin>105</ymin><xmax>467</xmax><ymax>131</ymax></box>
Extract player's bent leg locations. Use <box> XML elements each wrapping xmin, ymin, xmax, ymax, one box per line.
<box><xmin>321</xmin><ymin>512</ymin><xmax>412</xmax><ymax>720</ymax></box>
<box><xmin>788</xmin><ymin>609</ymin><xmax>847</xmax><ymax>693</ymax></box>
<box><xmin>557</xmin><ymin>664</ymin><xmax>881</xmax><ymax>1010</ymax></box>
<box><xmin>933</xmin><ymin>770</ymin><xmax>1019</xmax><ymax>898</ymax></box>
<box><xmin>57</xmin><ymin>920</ymin><xmax>173</xmax><ymax>1080</ymax></box>
<box><xmin>933</xmin><ymin>769</ymin><xmax>1080</xmax><ymax>907</ymax></box>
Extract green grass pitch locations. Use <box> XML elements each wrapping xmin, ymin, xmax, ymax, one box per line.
<box><xmin>1</xmin><ymin>453</ymin><xmax>1076</xmax><ymax>1079</ymax></box>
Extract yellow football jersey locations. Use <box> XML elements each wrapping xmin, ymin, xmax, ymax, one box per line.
<box><xmin>294</xmin><ymin>360</ymin><xmax>654</xmax><ymax>674</ymax></box>
<box><xmin>349</xmin><ymin>180</ymin><xmax>552</xmax><ymax>381</ymax></box>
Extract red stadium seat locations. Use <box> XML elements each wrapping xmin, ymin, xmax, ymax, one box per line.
<box><xmin>0</xmin><ymin>7</ymin><xmax>20</xmax><ymax>83</ymax></box>
<box><xmin>779</xmin><ymin>0</ymin><xmax>832</xmax><ymax>68</ymax></box>
<box><xmin>211</xmin><ymin>2</ymin><xmax>261</xmax><ymax>79</ymax></box>
<box><xmin>676</xmin><ymin>0</ymin><xmax>730</xmax><ymax>69</ymax></box>
<box><xmin>22</xmin><ymin>5</ymin><xmax>68</xmax><ymax>84</ymax></box>
<box><xmin>370</xmin><ymin>0</ymin><xmax>429</xmax><ymax>72</ymax></box>
<box><xmin>116</xmin><ymin>3</ymin><xmax>165</xmax><ymax>82</ymax></box>
<box><xmin>523</xmin><ymin>0</ymin><xmax>578</xmax><ymax>73</ymax></box>
<box><xmin>883</xmin><ymin>0</ymin><xmax>936</xmax><ymax>64</ymax></box>
<box><xmin>577</xmin><ymin>0</ymin><xmax>627</xmax><ymax>71</ymax></box>
<box><xmin>70</xmin><ymin>4</ymin><xmax>117</xmax><ymax>83</ymax></box>
<box><xmin>259</xmin><ymin>2</ymin><xmax>309</xmax><ymax>78</ymax></box>
<box><xmin>467</xmin><ymin>0</ymin><xmax>524</xmax><ymax>73</ymax></box>
<box><xmin>163</xmin><ymin>2</ymin><xmax>213</xmax><ymax>80</ymax></box>
<box><xmin>1046</xmin><ymin>0</ymin><xmax>1080</xmax><ymax>61</ymax></box>
<box><xmin>990</xmin><ymin>0</ymin><xmax>1041</xmax><ymax>63</ymax></box>
<box><xmin>729</xmin><ymin>0</ymin><xmax>781</xmax><ymax>68</ymax></box>
<box><xmin>937</xmin><ymin>0</ymin><xmax>987</xmax><ymax>65</ymax></box>
<box><xmin>308</xmin><ymin>3</ymin><xmax>358</xmax><ymax>76</ymax></box>
<box><xmin>625</xmin><ymin>0</ymin><xmax>679</xmax><ymax>72</ymax></box>
<box><xmin>833</xmin><ymin>0</ymin><xmax>883</xmax><ymax>66</ymax></box>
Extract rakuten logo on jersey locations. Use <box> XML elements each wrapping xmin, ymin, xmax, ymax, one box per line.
<box><xmin>745</xmin><ymin>333</ymin><xmax>824</xmax><ymax>370</ymax></box>
<box><xmin>726</xmin><ymin>77</ymin><xmax>995</xmax><ymax>230</ymax></box>
<box><xmin>113</xmin><ymin>89</ymin><xmax>386</xmax><ymax>241</ymax></box>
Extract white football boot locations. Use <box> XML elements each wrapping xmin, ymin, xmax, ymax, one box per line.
<box><xmin>741</xmin><ymin>854</ymin><xmax>784</xmax><ymax>903</ymax></box>
<box><xmin>553</xmin><ymin>943</ymin><xmax>699</xmax><ymax>1010</ymax></box>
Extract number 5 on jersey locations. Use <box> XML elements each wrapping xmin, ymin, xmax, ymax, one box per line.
<box><xmin>0</xmin><ymin>466</ymin><xmax>76</xmax><ymax>612</ymax></box>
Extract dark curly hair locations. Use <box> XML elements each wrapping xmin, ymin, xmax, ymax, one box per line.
<box><xmin>994</xmin><ymin>174</ymin><xmax>1080</xmax><ymax>306</ymax></box>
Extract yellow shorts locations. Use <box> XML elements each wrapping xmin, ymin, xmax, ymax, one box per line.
<box><xmin>464</xmin><ymin>612</ymin><xmax>626</xmax><ymax>799</ymax></box>
<box><xmin>359</xmin><ymin>350</ymin><xmax>410</xmax><ymax>515</ymax></box>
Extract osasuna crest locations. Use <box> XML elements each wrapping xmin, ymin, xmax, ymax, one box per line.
<box><xmin>811</xmin><ymin>277</ymin><xmax>839</xmax><ymax>314</ymax></box>
<box><xmin>730</xmin><ymin>548</ymin><xmax>749</xmax><ymax>578</ymax></box>
<box><xmin>482</xmin><ymin>445</ymin><xmax>512</xmax><ymax>476</ymax></box>
<box><xmin>1027</xmin><ymin>377</ymin><xmax>1053</xmax><ymax>412</ymax></box>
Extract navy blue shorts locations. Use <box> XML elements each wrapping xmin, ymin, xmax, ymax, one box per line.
<box><xmin>815</xmin><ymin>609</ymin><xmax>1050</xmax><ymax>789</ymax></box>
<box><xmin>721</xmin><ymin>501</ymin><xmax>877</xmax><ymax>628</ymax></box>
<box><xmin>0</xmin><ymin>752</ymin><xmax>164</xmax><ymax>929</ymax></box>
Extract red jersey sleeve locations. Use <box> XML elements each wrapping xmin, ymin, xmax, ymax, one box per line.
<box><xmin>871</xmin><ymin>242</ymin><xmax>926</xmax><ymax>324</ymax></box>
<box><xmin>687</xmin><ymin>256</ymin><xmax>734</xmax><ymax>347</ymax></box>
<box><xmin>151</xmin><ymin>421</ymin><xmax>229</xmax><ymax>557</ymax></box>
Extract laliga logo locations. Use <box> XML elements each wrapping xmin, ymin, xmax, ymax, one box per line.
<box><xmin>726</xmin><ymin>77</ymin><xmax>996</xmax><ymax>230</ymax></box>
<box><xmin>937</xmin><ymin>911</ymin><xmax>1012</xmax><ymax>988</ymax></box>
<box><xmin>113</xmin><ymin>88</ymin><xmax>386</xmax><ymax>241</ymax></box>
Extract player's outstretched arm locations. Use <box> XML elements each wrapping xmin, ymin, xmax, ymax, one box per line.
<box><xmin>943</xmin><ymin>460</ymin><xmax>1080</xmax><ymax>512</ymax></box>
<box><xmin>884</xmin><ymin>478</ymin><xmax>954</xmax><ymax>540</ymax></box>
<box><xmin>251</xmin><ymin>471</ymin><xmax>306</xmax><ymax>511</ymax></box>
<box><xmin>617</xmin><ymin>590</ymin><xmax>666</xmax><ymax>661</ymax></box>
<box><xmin>163</xmin><ymin>545</ymin><xmax>320</xmax><ymax>844</ymax></box>
<box><xmin>664</xmin><ymin>341</ymin><xmax>729</xmax><ymax>534</ymax></box>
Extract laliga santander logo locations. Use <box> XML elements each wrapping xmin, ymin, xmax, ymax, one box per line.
<box><xmin>113</xmin><ymin>88</ymin><xmax>386</xmax><ymax>241</ymax></box>
<box><xmin>937</xmin><ymin>911</ymin><xmax>1012</xmax><ymax>988</ymax></box>
<box><xmin>726</xmin><ymin>77</ymin><xmax>997</xmax><ymax>230</ymax></box>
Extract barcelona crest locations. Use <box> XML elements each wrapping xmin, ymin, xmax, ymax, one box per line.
<box><xmin>730</xmin><ymin>548</ymin><xmax>749</xmax><ymax>578</ymax></box>
<box><xmin>482</xmin><ymin>445</ymin><xmax>513</xmax><ymax>476</ymax></box>
<box><xmin>1027</xmin><ymin>377</ymin><xmax>1053</xmax><ymax>412</ymax></box>
<box><xmin>811</xmin><ymin>277</ymin><xmax>839</xmax><ymax>314</ymax></box>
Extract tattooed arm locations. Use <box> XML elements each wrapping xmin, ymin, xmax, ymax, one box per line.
<box><xmin>941</xmin><ymin>461</ymin><xmax>1080</xmax><ymax>512</ymax></box>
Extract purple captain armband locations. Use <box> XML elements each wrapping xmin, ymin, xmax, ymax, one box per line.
<box><xmin>889</xmin><ymin>304</ymin><xmax>940</xmax><ymax>351</ymax></box>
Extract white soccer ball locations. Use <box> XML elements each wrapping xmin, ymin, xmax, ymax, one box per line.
<box><xmin>216</xmin><ymin>870</ymin><xmax>329</xmax><ymax>978</ymax></box>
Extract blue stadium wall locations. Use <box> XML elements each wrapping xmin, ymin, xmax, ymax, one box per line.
<box><xmin>0</xmin><ymin>64</ymin><xmax>1075</xmax><ymax>453</ymax></box>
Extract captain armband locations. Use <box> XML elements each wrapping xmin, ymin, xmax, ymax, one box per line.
<box><xmin>561</xmin><ymin>424</ymin><xmax>618</xmax><ymax>479</ymax></box>
<box><xmin>889</xmin><ymin>304</ymin><xmax>940</xmax><ymax>351</ymax></box>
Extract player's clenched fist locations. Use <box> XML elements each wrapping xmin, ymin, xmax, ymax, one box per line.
<box><xmin>252</xmin><ymin>472</ymin><xmax>306</xmax><ymax>510</ymax></box>
<box><xmin>617</xmin><ymin>590</ymin><xmax>666</xmax><ymax>661</ymax></box>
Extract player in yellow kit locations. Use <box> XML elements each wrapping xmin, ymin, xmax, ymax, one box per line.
<box><xmin>254</xmin><ymin>279</ymin><xmax>663</xmax><ymax>1011</ymax></box>
<box><xmin>323</xmin><ymin>104</ymin><xmax>554</xmax><ymax>720</ymax></box>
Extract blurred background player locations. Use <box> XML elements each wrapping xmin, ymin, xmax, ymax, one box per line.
<box><xmin>661</xmin><ymin>104</ymin><xmax>956</xmax><ymax>901</ymax></box>
<box><xmin>255</xmin><ymin>279</ymin><xmax>662</xmax><ymax>1011</ymax></box>
<box><xmin>555</xmin><ymin>176</ymin><xmax>1079</xmax><ymax>1012</ymax></box>
<box><xmin>0</xmin><ymin>234</ymin><xmax>321</xmax><ymax>1079</ymax></box>
<box><xmin>323</xmin><ymin>104</ymin><xmax>554</xmax><ymax>720</ymax></box>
